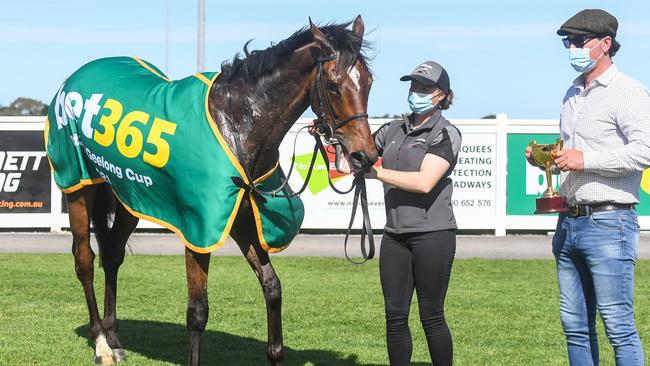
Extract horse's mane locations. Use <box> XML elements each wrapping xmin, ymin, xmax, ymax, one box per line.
<box><xmin>219</xmin><ymin>20</ymin><xmax>372</xmax><ymax>84</ymax></box>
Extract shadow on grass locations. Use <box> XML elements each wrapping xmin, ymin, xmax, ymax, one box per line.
<box><xmin>75</xmin><ymin>319</ymin><xmax>430</xmax><ymax>366</ymax></box>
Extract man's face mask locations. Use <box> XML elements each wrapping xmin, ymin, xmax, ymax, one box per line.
<box><xmin>569</xmin><ymin>38</ymin><xmax>605</xmax><ymax>73</ymax></box>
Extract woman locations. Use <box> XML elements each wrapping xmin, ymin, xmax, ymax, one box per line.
<box><xmin>366</xmin><ymin>61</ymin><xmax>461</xmax><ymax>366</ymax></box>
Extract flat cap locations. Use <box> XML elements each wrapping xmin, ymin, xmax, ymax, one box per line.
<box><xmin>557</xmin><ymin>9</ymin><xmax>618</xmax><ymax>37</ymax></box>
<box><xmin>400</xmin><ymin>61</ymin><xmax>450</xmax><ymax>93</ymax></box>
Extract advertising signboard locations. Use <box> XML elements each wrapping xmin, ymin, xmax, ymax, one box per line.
<box><xmin>279</xmin><ymin>123</ymin><xmax>498</xmax><ymax>230</ymax></box>
<box><xmin>0</xmin><ymin>130</ymin><xmax>50</xmax><ymax>213</ymax></box>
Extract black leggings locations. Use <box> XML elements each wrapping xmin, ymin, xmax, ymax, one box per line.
<box><xmin>380</xmin><ymin>230</ymin><xmax>456</xmax><ymax>366</ymax></box>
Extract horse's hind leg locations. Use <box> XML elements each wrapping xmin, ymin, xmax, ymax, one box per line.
<box><xmin>185</xmin><ymin>247</ymin><xmax>211</xmax><ymax>366</ymax></box>
<box><xmin>67</xmin><ymin>185</ymin><xmax>115</xmax><ymax>365</ymax></box>
<box><xmin>93</xmin><ymin>184</ymin><xmax>139</xmax><ymax>363</ymax></box>
<box><xmin>231</xmin><ymin>227</ymin><xmax>284</xmax><ymax>366</ymax></box>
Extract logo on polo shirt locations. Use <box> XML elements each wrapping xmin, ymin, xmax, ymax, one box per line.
<box><xmin>408</xmin><ymin>138</ymin><xmax>427</xmax><ymax>149</ymax></box>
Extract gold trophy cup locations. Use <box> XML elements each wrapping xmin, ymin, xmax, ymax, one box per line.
<box><xmin>527</xmin><ymin>139</ymin><xmax>569</xmax><ymax>214</ymax></box>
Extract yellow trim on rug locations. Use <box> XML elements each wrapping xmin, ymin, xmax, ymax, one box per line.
<box><xmin>202</xmin><ymin>72</ymin><xmax>249</xmax><ymax>182</ymax></box>
<box><xmin>249</xmin><ymin>194</ymin><xmax>290</xmax><ymax>253</ymax></box>
<box><xmin>131</xmin><ymin>57</ymin><xmax>171</xmax><ymax>82</ymax></box>
<box><xmin>43</xmin><ymin>117</ymin><xmax>55</xmax><ymax>173</ymax></box>
<box><xmin>249</xmin><ymin>161</ymin><xmax>290</xmax><ymax>253</ymax></box>
<box><xmin>193</xmin><ymin>73</ymin><xmax>212</xmax><ymax>86</ymax></box>
<box><xmin>113</xmin><ymin>188</ymin><xmax>245</xmax><ymax>254</ymax></box>
<box><xmin>60</xmin><ymin>178</ymin><xmax>107</xmax><ymax>194</ymax></box>
<box><xmin>253</xmin><ymin>162</ymin><xmax>279</xmax><ymax>184</ymax></box>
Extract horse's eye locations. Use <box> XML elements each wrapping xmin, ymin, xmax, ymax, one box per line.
<box><xmin>326</xmin><ymin>81</ymin><xmax>340</xmax><ymax>95</ymax></box>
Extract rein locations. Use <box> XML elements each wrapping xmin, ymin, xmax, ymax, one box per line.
<box><xmin>228</xmin><ymin>55</ymin><xmax>375</xmax><ymax>264</ymax></box>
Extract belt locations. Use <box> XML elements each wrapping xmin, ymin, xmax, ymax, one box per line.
<box><xmin>568</xmin><ymin>202</ymin><xmax>634</xmax><ymax>218</ymax></box>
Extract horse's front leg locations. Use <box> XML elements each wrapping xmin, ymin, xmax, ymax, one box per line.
<box><xmin>68</xmin><ymin>187</ymin><xmax>115</xmax><ymax>365</ymax></box>
<box><xmin>185</xmin><ymin>247</ymin><xmax>211</xmax><ymax>366</ymax></box>
<box><xmin>233</xmin><ymin>231</ymin><xmax>284</xmax><ymax>366</ymax></box>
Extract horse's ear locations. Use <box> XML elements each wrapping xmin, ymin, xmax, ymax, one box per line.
<box><xmin>309</xmin><ymin>17</ymin><xmax>335</xmax><ymax>57</ymax></box>
<box><xmin>352</xmin><ymin>15</ymin><xmax>365</xmax><ymax>40</ymax></box>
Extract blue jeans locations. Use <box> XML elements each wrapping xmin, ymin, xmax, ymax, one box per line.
<box><xmin>553</xmin><ymin>209</ymin><xmax>644</xmax><ymax>366</ymax></box>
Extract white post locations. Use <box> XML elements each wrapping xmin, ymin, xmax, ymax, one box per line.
<box><xmin>197</xmin><ymin>0</ymin><xmax>205</xmax><ymax>72</ymax></box>
<box><xmin>494</xmin><ymin>113</ymin><xmax>508</xmax><ymax>236</ymax></box>
<box><xmin>50</xmin><ymin>174</ymin><xmax>62</xmax><ymax>232</ymax></box>
<box><xmin>165</xmin><ymin>0</ymin><xmax>170</xmax><ymax>74</ymax></box>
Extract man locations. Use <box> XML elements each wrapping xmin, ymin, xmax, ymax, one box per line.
<box><xmin>530</xmin><ymin>9</ymin><xmax>650</xmax><ymax>365</ymax></box>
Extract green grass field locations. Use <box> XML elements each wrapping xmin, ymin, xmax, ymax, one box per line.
<box><xmin>0</xmin><ymin>254</ymin><xmax>648</xmax><ymax>365</ymax></box>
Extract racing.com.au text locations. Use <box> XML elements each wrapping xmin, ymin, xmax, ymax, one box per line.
<box><xmin>0</xmin><ymin>200</ymin><xmax>44</xmax><ymax>209</ymax></box>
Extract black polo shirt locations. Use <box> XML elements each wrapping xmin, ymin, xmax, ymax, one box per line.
<box><xmin>373</xmin><ymin>111</ymin><xmax>461</xmax><ymax>233</ymax></box>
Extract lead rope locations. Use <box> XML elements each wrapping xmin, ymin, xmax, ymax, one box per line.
<box><xmin>314</xmin><ymin>136</ymin><xmax>375</xmax><ymax>264</ymax></box>
<box><xmin>344</xmin><ymin>177</ymin><xmax>375</xmax><ymax>264</ymax></box>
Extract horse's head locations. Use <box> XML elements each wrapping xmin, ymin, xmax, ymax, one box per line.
<box><xmin>308</xmin><ymin>16</ymin><xmax>378</xmax><ymax>175</ymax></box>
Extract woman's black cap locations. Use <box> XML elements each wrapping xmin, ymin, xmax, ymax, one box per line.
<box><xmin>400</xmin><ymin>61</ymin><xmax>450</xmax><ymax>93</ymax></box>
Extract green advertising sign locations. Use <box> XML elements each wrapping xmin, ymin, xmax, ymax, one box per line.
<box><xmin>507</xmin><ymin>133</ymin><xmax>650</xmax><ymax>215</ymax></box>
<box><xmin>507</xmin><ymin>134</ymin><xmax>560</xmax><ymax>215</ymax></box>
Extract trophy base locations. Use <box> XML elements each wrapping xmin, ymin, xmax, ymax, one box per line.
<box><xmin>535</xmin><ymin>196</ymin><xmax>569</xmax><ymax>214</ymax></box>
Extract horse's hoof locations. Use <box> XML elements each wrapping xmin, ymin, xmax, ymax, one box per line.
<box><xmin>112</xmin><ymin>349</ymin><xmax>127</xmax><ymax>363</ymax></box>
<box><xmin>94</xmin><ymin>354</ymin><xmax>116</xmax><ymax>365</ymax></box>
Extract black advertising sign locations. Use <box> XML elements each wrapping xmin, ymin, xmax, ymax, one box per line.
<box><xmin>0</xmin><ymin>130</ymin><xmax>51</xmax><ymax>213</ymax></box>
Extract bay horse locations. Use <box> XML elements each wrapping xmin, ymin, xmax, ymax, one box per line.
<box><xmin>54</xmin><ymin>16</ymin><xmax>376</xmax><ymax>366</ymax></box>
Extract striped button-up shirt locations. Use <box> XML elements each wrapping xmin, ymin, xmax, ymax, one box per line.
<box><xmin>559</xmin><ymin>64</ymin><xmax>650</xmax><ymax>204</ymax></box>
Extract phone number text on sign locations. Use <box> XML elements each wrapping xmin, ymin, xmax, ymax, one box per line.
<box><xmin>451</xmin><ymin>199</ymin><xmax>492</xmax><ymax>207</ymax></box>
<box><xmin>450</xmin><ymin>133</ymin><xmax>497</xmax><ymax>216</ymax></box>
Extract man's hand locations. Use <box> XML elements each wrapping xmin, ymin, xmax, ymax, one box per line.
<box><xmin>554</xmin><ymin>149</ymin><xmax>584</xmax><ymax>171</ymax></box>
<box><xmin>524</xmin><ymin>146</ymin><xmax>542</xmax><ymax>169</ymax></box>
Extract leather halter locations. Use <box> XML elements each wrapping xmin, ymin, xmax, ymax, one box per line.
<box><xmin>311</xmin><ymin>54</ymin><xmax>369</xmax><ymax>144</ymax></box>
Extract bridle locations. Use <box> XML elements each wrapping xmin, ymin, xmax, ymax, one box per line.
<box><xmin>311</xmin><ymin>54</ymin><xmax>369</xmax><ymax>145</ymax></box>
<box><xmin>230</xmin><ymin>53</ymin><xmax>375</xmax><ymax>264</ymax></box>
<box><xmin>309</xmin><ymin>54</ymin><xmax>375</xmax><ymax>264</ymax></box>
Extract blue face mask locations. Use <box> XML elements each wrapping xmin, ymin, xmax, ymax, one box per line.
<box><xmin>408</xmin><ymin>92</ymin><xmax>435</xmax><ymax>114</ymax></box>
<box><xmin>569</xmin><ymin>39</ymin><xmax>604</xmax><ymax>73</ymax></box>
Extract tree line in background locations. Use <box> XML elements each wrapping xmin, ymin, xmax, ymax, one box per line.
<box><xmin>0</xmin><ymin>98</ymin><xmax>49</xmax><ymax>116</ymax></box>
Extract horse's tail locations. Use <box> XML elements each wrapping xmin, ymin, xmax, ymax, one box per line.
<box><xmin>91</xmin><ymin>183</ymin><xmax>118</xmax><ymax>266</ymax></box>
<box><xmin>91</xmin><ymin>183</ymin><xmax>116</xmax><ymax>238</ymax></box>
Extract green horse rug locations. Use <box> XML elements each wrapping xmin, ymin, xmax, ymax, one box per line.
<box><xmin>45</xmin><ymin>56</ymin><xmax>304</xmax><ymax>253</ymax></box>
